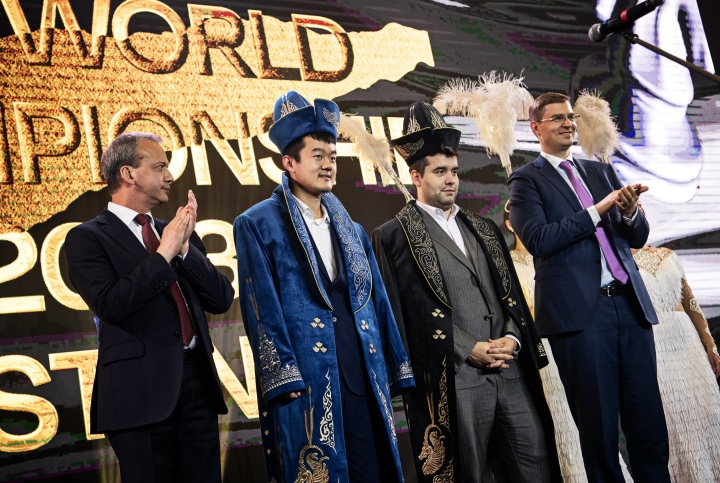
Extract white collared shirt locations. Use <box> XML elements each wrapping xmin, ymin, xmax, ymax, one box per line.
<box><xmin>107</xmin><ymin>202</ymin><xmax>160</xmax><ymax>244</ymax></box>
<box><xmin>415</xmin><ymin>200</ymin><xmax>467</xmax><ymax>257</ymax></box>
<box><xmin>294</xmin><ymin>197</ymin><xmax>337</xmax><ymax>281</ymax></box>
<box><xmin>541</xmin><ymin>152</ymin><xmax>637</xmax><ymax>287</ymax></box>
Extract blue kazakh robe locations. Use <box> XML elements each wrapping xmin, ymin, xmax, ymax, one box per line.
<box><xmin>233</xmin><ymin>174</ymin><xmax>415</xmax><ymax>482</ymax></box>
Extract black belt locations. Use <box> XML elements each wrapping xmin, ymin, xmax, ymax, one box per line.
<box><xmin>600</xmin><ymin>283</ymin><xmax>628</xmax><ymax>297</ymax></box>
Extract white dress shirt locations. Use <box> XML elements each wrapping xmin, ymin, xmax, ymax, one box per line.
<box><xmin>294</xmin><ymin>197</ymin><xmax>337</xmax><ymax>281</ymax></box>
<box><xmin>107</xmin><ymin>202</ymin><xmax>195</xmax><ymax>348</ymax></box>
<box><xmin>541</xmin><ymin>152</ymin><xmax>637</xmax><ymax>287</ymax></box>
<box><xmin>415</xmin><ymin>200</ymin><xmax>520</xmax><ymax>353</ymax></box>
<box><xmin>415</xmin><ymin>200</ymin><xmax>467</xmax><ymax>256</ymax></box>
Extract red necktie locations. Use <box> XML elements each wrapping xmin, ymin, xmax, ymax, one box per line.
<box><xmin>134</xmin><ymin>214</ymin><xmax>195</xmax><ymax>345</ymax></box>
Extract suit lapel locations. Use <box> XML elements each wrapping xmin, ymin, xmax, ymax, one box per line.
<box><xmin>534</xmin><ymin>155</ymin><xmax>583</xmax><ymax>212</ymax></box>
<box><xmin>575</xmin><ymin>159</ymin><xmax>605</xmax><ymax>204</ymax></box>
<box><xmin>97</xmin><ymin>209</ymin><xmax>151</xmax><ymax>263</ymax></box>
<box><xmin>98</xmin><ymin>210</ymin><xmax>176</xmax><ymax>304</ymax></box>
<box><xmin>420</xmin><ymin>210</ymin><xmax>477</xmax><ymax>277</ymax></box>
<box><xmin>395</xmin><ymin>202</ymin><xmax>452</xmax><ymax>309</ymax></box>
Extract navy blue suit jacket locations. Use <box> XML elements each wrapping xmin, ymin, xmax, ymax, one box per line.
<box><xmin>65</xmin><ymin>209</ymin><xmax>233</xmax><ymax>433</ymax></box>
<box><xmin>507</xmin><ymin>155</ymin><xmax>658</xmax><ymax>336</ymax></box>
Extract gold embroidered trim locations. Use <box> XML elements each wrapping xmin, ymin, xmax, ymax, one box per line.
<box><xmin>407</xmin><ymin>105</ymin><xmax>421</xmax><ymax>133</ymax></box>
<box><xmin>461</xmin><ymin>209</ymin><xmax>511</xmax><ymax>298</ymax></box>
<box><xmin>419</xmin><ymin>373</ymin><xmax>446</xmax><ymax>476</ymax></box>
<box><xmin>437</xmin><ymin>358</ymin><xmax>449</xmax><ymax>430</ymax></box>
<box><xmin>258</xmin><ymin>324</ymin><xmax>302</xmax><ymax>396</ymax></box>
<box><xmin>322</xmin><ymin>107</ymin><xmax>339</xmax><ymax>129</ymax></box>
<box><xmin>394</xmin><ymin>138</ymin><xmax>424</xmax><ymax>159</ymax></box>
<box><xmin>396</xmin><ymin>204</ymin><xmax>451</xmax><ymax>308</ymax></box>
<box><xmin>295</xmin><ymin>387</ymin><xmax>330</xmax><ymax>483</ymax></box>
<box><xmin>432</xmin><ymin>458</ymin><xmax>454</xmax><ymax>483</ymax></box>
<box><xmin>426</xmin><ymin>102</ymin><xmax>448</xmax><ymax>129</ymax></box>
<box><xmin>537</xmin><ymin>341</ymin><xmax>547</xmax><ymax>359</ymax></box>
<box><xmin>318</xmin><ymin>370</ymin><xmax>335</xmax><ymax>453</ymax></box>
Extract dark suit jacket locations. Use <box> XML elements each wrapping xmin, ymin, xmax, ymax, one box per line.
<box><xmin>508</xmin><ymin>155</ymin><xmax>658</xmax><ymax>336</ymax></box>
<box><xmin>65</xmin><ymin>209</ymin><xmax>233</xmax><ymax>433</ymax></box>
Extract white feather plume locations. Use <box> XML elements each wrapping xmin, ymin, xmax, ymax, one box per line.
<box><xmin>574</xmin><ymin>89</ymin><xmax>619</xmax><ymax>163</ymax></box>
<box><xmin>434</xmin><ymin>78</ymin><xmax>484</xmax><ymax>117</ymax></box>
<box><xmin>337</xmin><ymin>114</ymin><xmax>414</xmax><ymax>202</ymax></box>
<box><xmin>434</xmin><ymin>71</ymin><xmax>533</xmax><ymax>175</ymax></box>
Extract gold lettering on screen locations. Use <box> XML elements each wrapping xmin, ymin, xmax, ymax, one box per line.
<box><xmin>0</xmin><ymin>341</ymin><xmax>261</xmax><ymax>451</ymax></box>
<box><xmin>0</xmin><ymin>355</ymin><xmax>58</xmax><ymax>452</ymax></box>
<box><xmin>47</xmin><ymin>350</ymin><xmax>102</xmax><ymax>441</ymax></box>
<box><xmin>0</xmin><ymin>0</ymin><xmax>433</xmax><ymax>233</ymax></box>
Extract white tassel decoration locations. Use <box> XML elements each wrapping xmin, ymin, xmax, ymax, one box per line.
<box><xmin>337</xmin><ymin>114</ymin><xmax>414</xmax><ymax>202</ymax></box>
<box><xmin>574</xmin><ymin>89</ymin><xmax>619</xmax><ymax>163</ymax></box>
<box><xmin>435</xmin><ymin>71</ymin><xmax>533</xmax><ymax>175</ymax></box>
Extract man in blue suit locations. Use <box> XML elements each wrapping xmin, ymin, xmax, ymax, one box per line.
<box><xmin>508</xmin><ymin>92</ymin><xmax>670</xmax><ymax>482</ymax></box>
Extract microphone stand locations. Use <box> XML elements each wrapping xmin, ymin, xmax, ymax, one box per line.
<box><xmin>620</xmin><ymin>29</ymin><xmax>720</xmax><ymax>85</ymax></box>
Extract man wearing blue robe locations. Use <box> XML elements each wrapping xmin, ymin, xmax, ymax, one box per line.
<box><xmin>233</xmin><ymin>91</ymin><xmax>415</xmax><ymax>482</ymax></box>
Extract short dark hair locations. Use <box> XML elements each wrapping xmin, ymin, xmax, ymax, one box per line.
<box><xmin>528</xmin><ymin>92</ymin><xmax>571</xmax><ymax>123</ymax></box>
<box><xmin>101</xmin><ymin>132</ymin><xmax>163</xmax><ymax>194</ymax></box>
<box><xmin>409</xmin><ymin>145</ymin><xmax>459</xmax><ymax>175</ymax></box>
<box><xmin>284</xmin><ymin>132</ymin><xmax>336</xmax><ymax>161</ymax></box>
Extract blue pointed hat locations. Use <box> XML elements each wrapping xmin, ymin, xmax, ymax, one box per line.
<box><xmin>268</xmin><ymin>91</ymin><xmax>340</xmax><ymax>155</ymax></box>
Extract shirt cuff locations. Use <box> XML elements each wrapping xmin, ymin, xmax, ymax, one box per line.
<box><xmin>504</xmin><ymin>334</ymin><xmax>521</xmax><ymax>358</ymax></box>
<box><xmin>587</xmin><ymin>206</ymin><xmax>601</xmax><ymax>225</ymax></box>
<box><xmin>622</xmin><ymin>207</ymin><xmax>639</xmax><ymax>224</ymax></box>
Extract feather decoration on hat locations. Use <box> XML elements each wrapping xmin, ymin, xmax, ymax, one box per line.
<box><xmin>434</xmin><ymin>77</ymin><xmax>484</xmax><ymax>118</ymax></box>
<box><xmin>337</xmin><ymin>114</ymin><xmax>414</xmax><ymax>202</ymax></box>
<box><xmin>434</xmin><ymin>71</ymin><xmax>533</xmax><ymax>175</ymax></box>
<box><xmin>574</xmin><ymin>89</ymin><xmax>619</xmax><ymax>163</ymax></box>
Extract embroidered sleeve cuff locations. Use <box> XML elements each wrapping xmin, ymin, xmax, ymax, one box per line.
<box><xmin>388</xmin><ymin>361</ymin><xmax>415</xmax><ymax>396</ymax></box>
<box><xmin>262</xmin><ymin>372</ymin><xmax>306</xmax><ymax>405</ymax></box>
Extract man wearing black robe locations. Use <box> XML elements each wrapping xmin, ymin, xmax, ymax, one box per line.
<box><xmin>372</xmin><ymin>102</ymin><xmax>560</xmax><ymax>483</ymax></box>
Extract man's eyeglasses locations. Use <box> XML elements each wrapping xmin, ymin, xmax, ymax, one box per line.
<box><xmin>536</xmin><ymin>114</ymin><xmax>580</xmax><ymax>123</ymax></box>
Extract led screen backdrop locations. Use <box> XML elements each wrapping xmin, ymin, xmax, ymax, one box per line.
<box><xmin>1</xmin><ymin>0</ymin><xmax>718</xmax><ymax>481</ymax></box>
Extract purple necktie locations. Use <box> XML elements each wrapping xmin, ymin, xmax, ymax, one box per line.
<box><xmin>559</xmin><ymin>161</ymin><xmax>628</xmax><ymax>284</ymax></box>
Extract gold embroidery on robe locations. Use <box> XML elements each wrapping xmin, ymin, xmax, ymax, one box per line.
<box><xmin>419</xmin><ymin>374</ymin><xmax>446</xmax><ymax>476</ymax></box>
<box><xmin>295</xmin><ymin>388</ymin><xmax>330</xmax><ymax>483</ymax></box>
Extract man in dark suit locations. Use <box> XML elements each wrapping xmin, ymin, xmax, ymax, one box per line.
<box><xmin>508</xmin><ymin>92</ymin><xmax>670</xmax><ymax>482</ymax></box>
<box><xmin>65</xmin><ymin>132</ymin><xmax>234</xmax><ymax>483</ymax></box>
<box><xmin>373</xmin><ymin>102</ymin><xmax>560</xmax><ymax>482</ymax></box>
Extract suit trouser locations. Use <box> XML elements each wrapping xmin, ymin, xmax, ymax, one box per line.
<box><xmin>548</xmin><ymin>293</ymin><xmax>670</xmax><ymax>483</ymax></box>
<box><xmin>106</xmin><ymin>349</ymin><xmax>221</xmax><ymax>483</ymax></box>
<box><xmin>455</xmin><ymin>374</ymin><xmax>551</xmax><ymax>483</ymax></box>
<box><xmin>339</xmin><ymin>369</ymin><xmax>396</xmax><ymax>483</ymax></box>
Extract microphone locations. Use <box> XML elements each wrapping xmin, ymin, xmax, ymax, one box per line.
<box><xmin>588</xmin><ymin>0</ymin><xmax>664</xmax><ymax>42</ymax></box>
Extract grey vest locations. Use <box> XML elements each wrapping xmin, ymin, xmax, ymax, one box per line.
<box><xmin>419</xmin><ymin>209</ymin><xmax>522</xmax><ymax>389</ymax></box>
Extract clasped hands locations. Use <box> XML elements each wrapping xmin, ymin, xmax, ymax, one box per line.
<box><xmin>467</xmin><ymin>337</ymin><xmax>518</xmax><ymax>370</ymax></box>
<box><xmin>157</xmin><ymin>190</ymin><xmax>197</xmax><ymax>263</ymax></box>
<box><xmin>595</xmin><ymin>183</ymin><xmax>649</xmax><ymax>218</ymax></box>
